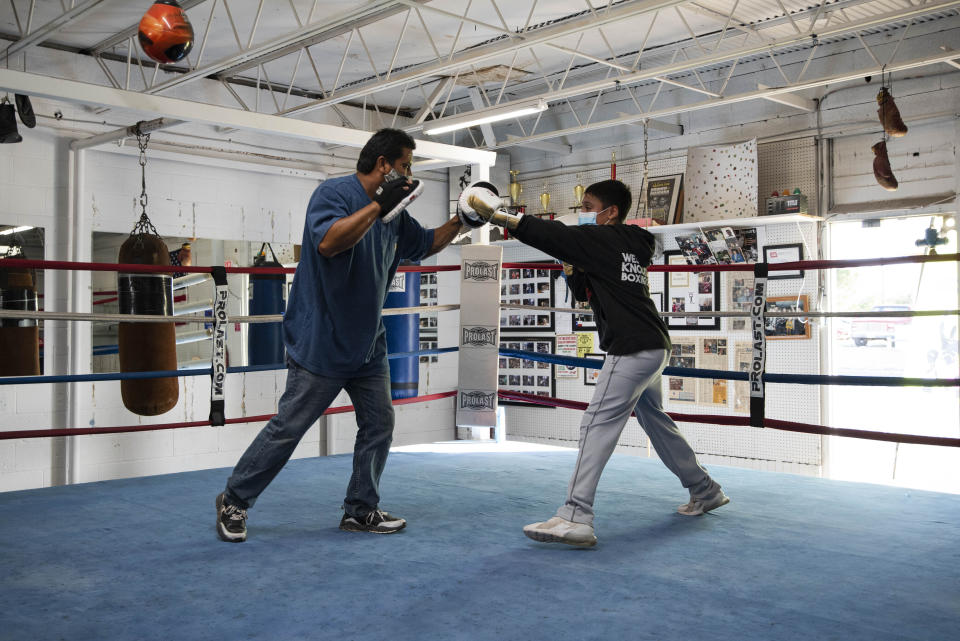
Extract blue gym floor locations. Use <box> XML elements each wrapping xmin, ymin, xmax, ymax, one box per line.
<box><xmin>1</xmin><ymin>449</ymin><xmax>958</xmax><ymax>641</ymax></box>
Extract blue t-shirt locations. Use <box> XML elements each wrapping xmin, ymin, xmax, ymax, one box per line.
<box><xmin>283</xmin><ymin>174</ymin><xmax>435</xmax><ymax>377</ymax></box>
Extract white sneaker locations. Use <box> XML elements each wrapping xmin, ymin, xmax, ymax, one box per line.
<box><xmin>523</xmin><ymin>516</ymin><xmax>597</xmax><ymax>547</ymax></box>
<box><xmin>677</xmin><ymin>491</ymin><xmax>730</xmax><ymax>516</ymax></box>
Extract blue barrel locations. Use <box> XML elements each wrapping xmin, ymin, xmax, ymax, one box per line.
<box><xmin>383</xmin><ymin>267</ymin><xmax>420</xmax><ymax>400</ymax></box>
<box><xmin>248</xmin><ymin>245</ymin><xmax>286</xmax><ymax>366</ymax></box>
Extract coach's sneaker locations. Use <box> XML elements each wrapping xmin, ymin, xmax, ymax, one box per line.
<box><xmin>523</xmin><ymin>516</ymin><xmax>597</xmax><ymax>548</ymax></box>
<box><xmin>339</xmin><ymin>509</ymin><xmax>406</xmax><ymax>534</ymax></box>
<box><xmin>216</xmin><ymin>492</ymin><xmax>247</xmax><ymax>542</ymax></box>
<box><xmin>677</xmin><ymin>490</ymin><xmax>730</xmax><ymax>516</ymax></box>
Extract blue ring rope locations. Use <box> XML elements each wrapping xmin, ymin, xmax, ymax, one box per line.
<box><xmin>498</xmin><ymin>349</ymin><xmax>959</xmax><ymax>388</ymax></box>
<box><xmin>4</xmin><ymin>346</ymin><xmax>955</xmax><ymax>388</ymax></box>
<box><xmin>0</xmin><ymin>347</ymin><xmax>461</xmax><ymax>385</ymax></box>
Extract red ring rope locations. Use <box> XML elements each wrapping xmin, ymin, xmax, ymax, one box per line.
<box><xmin>0</xmin><ymin>391</ymin><xmax>457</xmax><ymax>441</ymax></box>
<box><xmin>498</xmin><ymin>391</ymin><xmax>960</xmax><ymax>448</ymax></box>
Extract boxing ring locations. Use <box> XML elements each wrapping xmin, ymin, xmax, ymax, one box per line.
<box><xmin>1</xmin><ymin>253</ymin><xmax>957</xmax><ymax>448</ymax></box>
<box><xmin>1</xmin><ymin>252</ymin><xmax>959</xmax><ymax>641</ymax></box>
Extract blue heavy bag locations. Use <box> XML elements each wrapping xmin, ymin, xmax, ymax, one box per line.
<box><xmin>383</xmin><ymin>265</ymin><xmax>420</xmax><ymax>400</ymax></box>
<box><xmin>248</xmin><ymin>243</ymin><xmax>286</xmax><ymax>366</ymax></box>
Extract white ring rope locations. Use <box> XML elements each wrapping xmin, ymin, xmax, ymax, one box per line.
<box><xmin>1</xmin><ymin>304</ymin><xmax>952</xmax><ymax>324</ymax></box>
<box><xmin>498</xmin><ymin>304</ymin><xmax>958</xmax><ymax>319</ymax></box>
<box><xmin>0</xmin><ymin>303</ymin><xmax>461</xmax><ymax>324</ymax></box>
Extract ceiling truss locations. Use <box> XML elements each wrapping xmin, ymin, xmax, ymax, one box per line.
<box><xmin>1</xmin><ymin>0</ymin><xmax>959</xmax><ymax>155</ymax></box>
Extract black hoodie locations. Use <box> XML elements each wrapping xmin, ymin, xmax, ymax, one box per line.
<box><xmin>511</xmin><ymin>216</ymin><xmax>671</xmax><ymax>355</ymax></box>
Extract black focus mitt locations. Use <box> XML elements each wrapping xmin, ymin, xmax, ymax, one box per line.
<box><xmin>375</xmin><ymin>177</ymin><xmax>424</xmax><ymax>223</ymax></box>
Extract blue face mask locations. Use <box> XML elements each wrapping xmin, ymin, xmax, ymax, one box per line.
<box><xmin>578</xmin><ymin>206</ymin><xmax>610</xmax><ymax>225</ymax></box>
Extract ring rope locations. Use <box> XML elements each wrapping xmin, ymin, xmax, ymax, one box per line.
<box><xmin>0</xmin><ymin>391</ymin><xmax>458</xmax><ymax>441</ymax></box>
<box><xmin>497</xmin><ymin>390</ymin><xmax>960</xmax><ymax>448</ymax></box>
<box><xmin>3</xmin><ymin>253</ymin><xmax>955</xmax><ymax>278</ymax></box>
<box><xmin>497</xmin><ymin>304</ymin><xmax>957</xmax><ymax>319</ymax></box>
<box><xmin>503</xmin><ymin>253</ymin><xmax>959</xmax><ymax>273</ymax></box>
<box><xmin>498</xmin><ymin>349</ymin><xmax>960</xmax><ymax>388</ymax></box>
<box><xmin>0</xmin><ymin>303</ymin><xmax>460</xmax><ymax>324</ymax></box>
<box><xmin>0</xmin><ymin>347</ymin><xmax>461</xmax><ymax>386</ymax></box>
<box><xmin>0</xmin><ymin>258</ymin><xmax>464</xmax><ymax>276</ymax></box>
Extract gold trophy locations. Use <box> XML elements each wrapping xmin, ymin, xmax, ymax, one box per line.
<box><xmin>509</xmin><ymin>170</ymin><xmax>521</xmax><ymax>206</ymax></box>
<box><xmin>573</xmin><ymin>175</ymin><xmax>585</xmax><ymax>211</ymax></box>
<box><xmin>539</xmin><ymin>186</ymin><xmax>551</xmax><ymax>214</ymax></box>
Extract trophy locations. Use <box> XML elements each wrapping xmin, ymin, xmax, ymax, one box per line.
<box><xmin>539</xmin><ymin>186</ymin><xmax>551</xmax><ymax>213</ymax></box>
<box><xmin>573</xmin><ymin>175</ymin><xmax>585</xmax><ymax>211</ymax></box>
<box><xmin>509</xmin><ymin>170</ymin><xmax>521</xmax><ymax>206</ymax></box>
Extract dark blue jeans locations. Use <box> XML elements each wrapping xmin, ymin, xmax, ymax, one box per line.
<box><xmin>224</xmin><ymin>357</ymin><xmax>395</xmax><ymax>518</ymax></box>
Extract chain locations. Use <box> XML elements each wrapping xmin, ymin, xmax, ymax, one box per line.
<box><xmin>130</xmin><ymin>125</ymin><xmax>160</xmax><ymax>240</ymax></box>
<box><xmin>641</xmin><ymin>119</ymin><xmax>649</xmax><ymax>216</ymax></box>
<box><xmin>880</xmin><ymin>65</ymin><xmax>889</xmax><ymax>144</ymax></box>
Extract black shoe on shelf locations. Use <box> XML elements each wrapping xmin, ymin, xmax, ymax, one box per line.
<box><xmin>339</xmin><ymin>509</ymin><xmax>406</xmax><ymax>534</ymax></box>
<box><xmin>216</xmin><ymin>492</ymin><xmax>247</xmax><ymax>542</ymax></box>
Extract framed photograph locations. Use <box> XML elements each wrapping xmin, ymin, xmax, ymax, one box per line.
<box><xmin>583</xmin><ymin>353</ymin><xmax>605</xmax><ymax>385</ymax></box>
<box><xmin>764</xmin><ymin>243</ymin><xmax>804</xmax><ymax>280</ymax></box>
<box><xmin>649</xmin><ymin>290</ymin><xmax>664</xmax><ymax>315</ymax></box>
<box><xmin>663</xmin><ymin>250</ymin><xmax>721</xmax><ymax>331</ymax></box>
<box><xmin>572</xmin><ymin>300</ymin><xmax>596</xmax><ymax>331</ymax></box>
<box><xmin>640</xmin><ymin>173</ymin><xmax>684</xmax><ymax>225</ymax></box>
<box><xmin>501</xmin><ymin>262</ymin><xmax>554</xmax><ymax>332</ymax></box>
<box><xmin>499</xmin><ymin>336</ymin><xmax>556</xmax><ymax>406</ymax></box>
<box><xmin>765</xmin><ymin>295</ymin><xmax>811</xmax><ymax>340</ymax></box>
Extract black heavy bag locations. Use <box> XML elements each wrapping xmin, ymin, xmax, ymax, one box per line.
<box><xmin>0</xmin><ymin>262</ymin><xmax>40</xmax><ymax>376</ymax></box>
<box><xmin>118</xmin><ymin>234</ymin><xmax>178</xmax><ymax>415</ymax></box>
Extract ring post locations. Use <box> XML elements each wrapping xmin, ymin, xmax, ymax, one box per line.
<box><xmin>456</xmin><ymin>245</ymin><xmax>503</xmax><ymax>438</ymax></box>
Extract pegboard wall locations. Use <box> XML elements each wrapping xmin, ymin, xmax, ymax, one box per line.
<box><xmin>757</xmin><ymin>137</ymin><xmax>819</xmax><ymax>216</ymax></box>
<box><xmin>502</xmin><ymin>218</ymin><xmax>822</xmax><ymax>471</ymax></box>
<box><xmin>515</xmin><ymin>136</ymin><xmax>817</xmax><ymax>221</ymax></box>
<box><xmin>502</xmin><ymin>139</ymin><xmax>823</xmax><ymax>473</ymax></box>
<box><xmin>516</xmin><ymin>155</ymin><xmax>688</xmax><ymax>219</ymax></box>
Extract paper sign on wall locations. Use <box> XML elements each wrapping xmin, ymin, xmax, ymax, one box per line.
<box><xmin>556</xmin><ymin>334</ymin><xmax>579</xmax><ymax>379</ymax></box>
<box><xmin>576</xmin><ymin>332</ymin><xmax>594</xmax><ymax>357</ymax></box>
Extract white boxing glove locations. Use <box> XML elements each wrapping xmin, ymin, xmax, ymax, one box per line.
<box><xmin>457</xmin><ymin>181</ymin><xmax>523</xmax><ymax>230</ymax></box>
<box><xmin>456</xmin><ymin>181</ymin><xmax>499</xmax><ymax>228</ymax></box>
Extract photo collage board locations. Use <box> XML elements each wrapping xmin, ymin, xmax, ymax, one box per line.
<box><xmin>418</xmin><ymin>272</ymin><xmax>439</xmax><ymax>363</ymax></box>
<box><xmin>500</xmin><ymin>263</ymin><xmax>555</xmax><ymax>331</ymax></box>
<box><xmin>666</xmin><ymin>336</ymin><xmax>733</xmax><ymax>408</ymax></box>
<box><xmin>663</xmin><ymin>250</ymin><xmax>721</xmax><ymax>331</ymax></box>
<box><xmin>499</xmin><ymin>337</ymin><xmax>556</xmax><ymax>405</ymax></box>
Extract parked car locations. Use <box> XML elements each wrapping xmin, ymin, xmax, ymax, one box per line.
<box><xmin>851</xmin><ymin>305</ymin><xmax>912</xmax><ymax>347</ymax></box>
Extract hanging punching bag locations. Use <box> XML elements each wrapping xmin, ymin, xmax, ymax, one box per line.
<box><xmin>248</xmin><ymin>243</ymin><xmax>286</xmax><ymax>366</ymax></box>
<box><xmin>383</xmin><ymin>265</ymin><xmax>419</xmax><ymax>400</ymax></box>
<box><xmin>138</xmin><ymin>0</ymin><xmax>194</xmax><ymax>64</ymax></box>
<box><xmin>117</xmin><ymin>234</ymin><xmax>178</xmax><ymax>415</ymax></box>
<box><xmin>0</xmin><ymin>262</ymin><xmax>40</xmax><ymax>376</ymax></box>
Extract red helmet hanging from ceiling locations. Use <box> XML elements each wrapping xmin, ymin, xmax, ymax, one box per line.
<box><xmin>138</xmin><ymin>1</ymin><xmax>194</xmax><ymax>64</ymax></box>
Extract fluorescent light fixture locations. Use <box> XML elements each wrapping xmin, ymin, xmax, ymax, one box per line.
<box><xmin>0</xmin><ymin>225</ymin><xmax>32</xmax><ymax>236</ymax></box>
<box><xmin>424</xmin><ymin>99</ymin><xmax>548</xmax><ymax>136</ymax></box>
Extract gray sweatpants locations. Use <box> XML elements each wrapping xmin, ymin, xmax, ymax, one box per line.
<box><xmin>557</xmin><ymin>349</ymin><xmax>720</xmax><ymax>525</ymax></box>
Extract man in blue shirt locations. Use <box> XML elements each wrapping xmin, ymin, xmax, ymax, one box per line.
<box><xmin>216</xmin><ymin>129</ymin><xmax>465</xmax><ymax>542</ymax></box>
